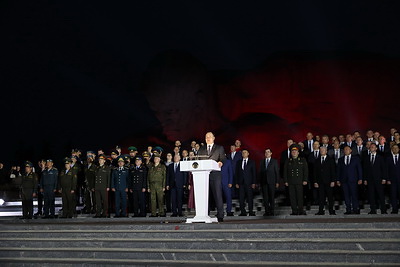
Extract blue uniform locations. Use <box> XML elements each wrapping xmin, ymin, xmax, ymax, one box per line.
<box><xmin>111</xmin><ymin>167</ymin><xmax>129</xmax><ymax>217</ymax></box>
<box><xmin>40</xmin><ymin>168</ymin><xmax>58</xmax><ymax>217</ymax></box>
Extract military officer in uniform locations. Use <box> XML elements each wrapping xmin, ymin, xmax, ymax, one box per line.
<box><xmin>83</xmin><ymin>155</ymin><xmax>97</xmax><ymax>214</ymax></box>
<box><xmin>284</xmin><ymin>145</ymin><xmax>309</xmax><ymax>215</ymax></box>
<box><xmin>94</xmin><ymin>155</ymin><xmax>111</xmax><ymax>218</ymax></box>
<box><xmin>147</xmin><ymin>152</ymin><xmax>166</xmax><ymax>217</ymax></box>
<box><xmin>40</xmin><ymin>159</ymin><xmax>58</xmax><ymax>218</ymax></box>
<box><xmin>129</xmin><ymin>156</ymin><xmax>147</xmax><ymax>217</ymax></box>
<box><xmin>111</xmin><ymin>156</ymin><xmax>129</xmax><ymax>217</ymax></box>
<box><xmin>128</xmin><ymin>146</ymin><xmax>138</xmax><ymax>160</ymax></box>
<box><xmin>20</xmin><ymin>161</ymin><xmax>38</xmax><ymax>219</ymax></box>
<box><xmin>59</xmin><ymin>158</ymin><xmax>78</xmax><ymax>218</ymax></box>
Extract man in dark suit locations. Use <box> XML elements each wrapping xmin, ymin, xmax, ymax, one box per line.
<box><xmin>320</xmin><ymin>135</ymin><xmax>333</xmax><ymax>151</ymax></box>
<box><xmin>307</xmin><ymin>141</ymin><xmax>321</xmax><ymax>207</ymax></box>
<box><xmin>166</xmin><ymin>154</ymin><xmax>188</xmax><ymax>217</ymax></box>
<box><xmin>197</xmin><ymin>132</ymin><xmax>226</xmax><ymax>222</ymax></box>
<box><xmin>340</xmin><ymin>134</ymin><xmax>356</xmax><ymax>150</ymax></box>
<box><xmin>221</xmin><ymin>158</ymin><xmax>234</xmax><ymax>216</ymax></box>
<box><xmin>337</xmin><ymin>146</ymin><xmax>363</xmax><ymax>214</ymax></box>
<box><xmin>303</xmin><ymin>132</ymin><xmax>315</xmax><ymax>157</ymax></box>
<box><xmin>363</xmin><ymin>143</ymin><xmax>387</xmax><ymax>214</ymax></box>
<box><xmin>259</xmin><ymin>148</ymin><xmax>279</xmax><ymax>216</ymax></box>
<box><xmin>328</xmin><ymin>140</ymin><xmax>344</xmax><ymax>166</ymax></box>
<box><xmin>235</xmin><ymin>149</ymin><xmax>256</xmax><ymax>216</ymax></box>
<box><xmin>387</xmin><ymin>144</ymin><xmax>400</xmax><ymax>214</ymax></box>
<box><xmin>227</xmin><ymin>145</ymin><xmax>242</xmax><ymax>176</ymax></box>
<box><xmin>377</xmin><ymin>136</ymin><xmax>391</xmax><ymax>157</ymax></box>
<box><xmin>313</xmin><ymin>147</ymin><xmax>336</xmax><ymax>215</ymax></box>
<box><xmin>280</xmin><ymin>139</ymin><xmax>294</xmax><ymax>176</ymax></box>
<box><xmin>352</xmin><ymin>137</ymin><xmax>367</xmax><ymax>158</ymax></box>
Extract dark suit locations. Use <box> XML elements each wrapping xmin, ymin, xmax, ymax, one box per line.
<box><xmin>167</xmin><ymin>162</ymin><xmax>188</xmax><ymax>216</ymax></box>
<box><xmin>352</xmin><ymin>145</ymin><xmax>367</xmax><ymax>158</ymax></box>
<box><xmin>328</xmin><ymin>148</ymin><xmax>344</xmax><ymax>165</ymax></box>
<box><xmin>198</xmin><ymin>144</ymin><xmax>226</xmax><ymax>219</ymax></box>
<box><xmin>235</xmin><ymin>158</ymin><xmax>256</xmax><ymax>214</ymax></box>
<box><xmin>338</xmin><ymin>155</ymin><xmax>362</xmax><ymax>213</ymax></box>
<box><xmin>221</xmin><ymin>159</ymin><xmax>233</xmax><ymax>213</ymax></box>
<box><xmin>340</xmin><ymin>141</ymin><xmax>356</xmax><ymax>150</ymax></box>
<box><xmin>227</xmin><ymin>151</ymin><xmax>242</xmax><ymax>175</ymax></box>
<box><xmin>387</xmin><ymin>154</ymin><xmax>400</xmax><ymax>212</ymax></box>
<box><xmin>363</xmin><ymin>153</ymin><xmax>387</xmax><ymax>213</ymax></box>
<box><xmin>377</xmin><ymin>144</ymin><xmax>391</xmax><ymax>157</ymax></box>
<box><xmin>307</xmin><ymin>150</ymin><xmax>321</xmax><ymax>205</ymax></box>
<box><xmin>280</xmin><ymin>149</ymin><xmax>291</xmax><ymax>177</ymax></box>
<box><xmin>313</xmin><ymin>155</ymin><xmax>336</xmax><ymax>213</ymax></box>
<box><xmin>303</xmin><ymin>139</ymin><xmax>314</xmax><ymax>156</ymax></box>
<box><xmin>259</xmin><ymin>157</ymin><xmax>279</xmax><ymax>214</ymax></box>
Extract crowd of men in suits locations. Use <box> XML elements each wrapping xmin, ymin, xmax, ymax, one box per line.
<box><xmin>14</xmin><ymin>128</ymin><xmax>400</xmax><ymax>220</ymax></box>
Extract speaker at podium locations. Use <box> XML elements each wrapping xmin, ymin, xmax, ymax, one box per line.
<box><xmin>180</xmin><ymin>159</ymin><xmax>220</xmax><ymax>223</ymax></box>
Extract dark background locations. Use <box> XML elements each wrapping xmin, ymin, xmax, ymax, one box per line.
<box><xmin>1</xmin><ymin>1</ymin><xmax>400</xmax><ymax>167</ymax></box>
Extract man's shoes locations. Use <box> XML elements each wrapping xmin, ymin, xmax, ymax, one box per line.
<box><xmin>381</xmin><ymin>210</ymin><xmax>388</xmax><ymax>214</ymax></box>
<box><xmin>149</xmin><ymin>215</ymin><xmax>158</xmax><ymax>217</ymax></box>
<box><xmin>170</xmin><ymin>214</ymin><xmax>177</xmax><ymax>217</ymax></box>
<box><xmin>159</xmin><ymin>214</ymin><xmax>166</xmax><ymax>217</ymax></box>
<box><xmin>114</xmin><ymin>215</ymin><xmax>120</xmax><ymax>218</ymax></box>
<box><xmin>178</xmin><ymin>214</ymin><xmax>183</xmax><ymax>217</ymax></box>
<box><xmin>93</xmin><ymin>215</ymin><xmax>100</xmax><ymax>218</ymax></box>
<box><xmin>41</xmin><ymin>215</ymin><xmax>50</xmax><ymax>219</ymax></box>
<box><xmin>299</xmin><ymin>211</ymin><xmax>306</xmax><ymax>215</ymax></box>
<box><xmin>353</xmin><ymin>210</ymin><xmax>360</xmax><ymax>214</ymax></box>
<box><xmin>248</xmin><ymin>212</ymin><xmax>256</xmax><ymax>216</ymax></box>
<box><xmin>217</xmin><ymin>218</ymin><xmax>224</xmax><ymax>222</ymax></box>
<box><xmin>329</xmin><ymin>211</ymin><xmax>336</xmax><ymax>215</ymax></box>
<box><xmin>34</xmin><ymin>212</ymin><xmax>42</xmax><ymax>216</ymax></box>
<box><xmin>368</xmin><ymin>210</ymin><xmax>377</xmax><ymax>215</ymax></box>
<box><xmin>226</xmin><ymin>212</ymin><xmax>234</xmax><ymax>216</ymax></box>
<box><xmin>290</xmin><ymin>212</ymin><xmax>298</xmax><ymax>216</ymax></box>
<box><xmin>239</xmin><ymin>213</ymin><xmax>247</xmax><ymax>216</ymax></box>
<box><xmin>344</xmin><ymin>211</ymin><xmax>352</xmax><ymax>215</ymax></box>
<box><xmin>315</xmin><ymin>211</ymin><xmax>325</xmax><ymax>215</ymax></box>
<box><xmin>391</xmin><ymin>210</ymin><xmax>398</xmax><ymax>214</ymax></box>
<box><xmin>19</xmin><ymin>216</ymin><xmax>27</xmax><ymax>220</ymax></box>
<box><xmin>59</xmin><ymin>216</ymin><xmax>68</xmax><ymax>219</ymax></box>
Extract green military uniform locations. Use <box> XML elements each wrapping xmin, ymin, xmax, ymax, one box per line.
<box><xmin>94</xmin><ymin>163</ymin><xmax>111</xmax><ymax>217</ymax></box>
<box><xmin>59</xmin><ymin>166</ymin><xmax>78</xmax><ymax>218</ymax></box>
<box><xmin>284</xmin><ymin>156</ymin><xmax>309</xmax><ymax>215</ymax></box>
<box><xmin>147</xmin><ymin>162</ymin><xmax>166</xmax><ymax>216</ymax></box>
<box><xmin>20</xmin><ymin>164</ymin><xmax>38</xmax><ymax>219</ymax></box>
<box><xmin>84</xmin><ymin>162</ymin><xmax>97</xmax><ymax>213</ymax></box>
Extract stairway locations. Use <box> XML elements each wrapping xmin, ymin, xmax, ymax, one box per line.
<box><xmin>0</xmin><ymin>219</ymin><xmax>399</xmax><ymax>266</ymax></box>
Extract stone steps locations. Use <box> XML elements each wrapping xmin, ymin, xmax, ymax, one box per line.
<box><xmin>0</xmin><ymin>221</ymin><xmax>399</xmax><ymax>266</ymax></box>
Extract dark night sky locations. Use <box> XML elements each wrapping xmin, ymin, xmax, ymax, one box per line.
<box><xmin>1</xmin><ymin>1</ymin><xmax>400</xmax><ymax>166</ymax></box>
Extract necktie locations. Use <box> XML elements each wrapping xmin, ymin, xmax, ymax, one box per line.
<box><xmin>242</xmin><ymin>159</ymin><xmax>247</xmax><ymax>170</ymax></box>
<box><xmin>396</xmin><ymin>155</ymin><xmax>399</xmax><ymax>164</ymax></box>
<box><xmin>174</xmin><ymin>163</ymin><xmax>178</xmax><ymax>172</ymax></box>
<box><xmin>335</xmin><ymin>150</ymin><xmax>338</xmax><ymax>160</ymax></box>
<box><xmin>314</xmin><ymin>151</ymin><xmax>318</xmax><ymax>158</ymax></box>
<box><xmin>308</xmin><ymin>141</ymin><xmax>311</xmax><ymax>150</ymax></box>
<box><xmin>380</xmin><ymin>146</ymin><xmax>383</xmax><ymax>152</ymax></box>
<box><xmin>346</xmin><ymin>156</ymin><xmax>349</xmax><ymax>165</ymax></box>
<box><xmin>321</xmin><ymin>157</ymin><xmax>325</xmax><ymax>164</ymax></box>
<box><xmin>266</xmin><ymin>158</ymin><xmax>270</xmax><ymax>167</ymax></box>
<box><xmin>358</xmin><ymin>147</ymin><xmax>361</xmax><ymax>154</ymax></box>
<box><xmin>371</xmin><ymin>154</ymin><xmax>375</xmax><ymax>165</ymax></box>
<box><xmin>207</xmin><ymin>145</ymin><xmax>211</xmax><ymax>156</ymax></box>
<box><xmin>394</xmin><ymin>155</ymin><xmax>398</xmax><ymax>165</ymax></box>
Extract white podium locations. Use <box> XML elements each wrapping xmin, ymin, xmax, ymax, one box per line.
<box><xmin>180</xmin><ymin>160</ymin><xmax>221</xmax><ymax>223</ymax></box>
